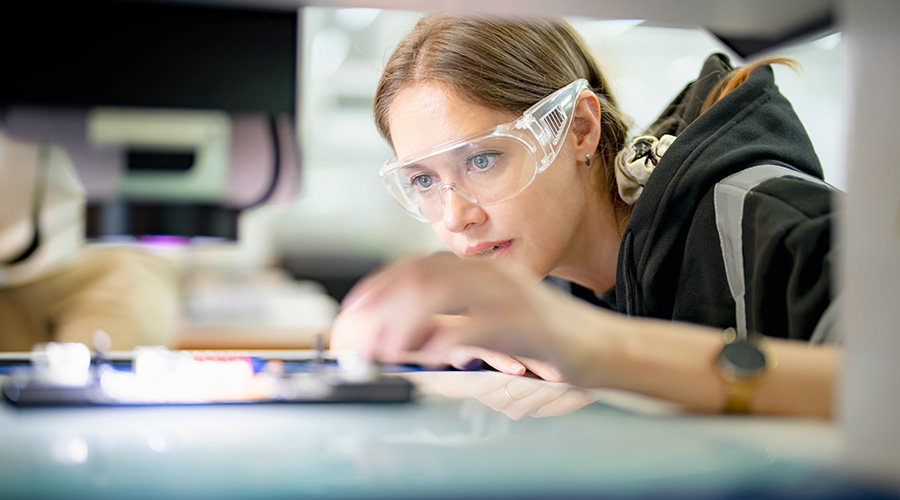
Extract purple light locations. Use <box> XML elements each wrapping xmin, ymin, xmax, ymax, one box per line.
<box><xmin>137</xmin><ymin>235</ymin><xmax>191</xmax><ymax>246</ymax></box>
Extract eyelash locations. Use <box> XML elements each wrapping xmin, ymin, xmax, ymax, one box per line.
<box><xmin>409</xmin><ymin>173</ymin><xmax>435</xmax><ymax>190</ymax></box>
<box><xmin>467</xmin><ymin>152</ymin><xmax>501</xmax><ymax>171</ymax></box>
<box><xmin>404</xmin><ymin>150</ymin><xmax>503</xmax><ymax>190</ymax></box>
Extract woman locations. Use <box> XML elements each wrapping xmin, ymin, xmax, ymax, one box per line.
<box><xmin>331</xmin><ymin>14</ymin><xmax>840</xmax><ymax>417</ymax></box>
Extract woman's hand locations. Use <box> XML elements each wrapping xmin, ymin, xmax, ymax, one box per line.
<box><xmin>444</xmin><ymin>345</ymin><xmax>565</xmax><ymax>382</ymax></box>
<box><xmin>331</xmin><ymin>309</ymin><xmax>565</xmax><ymax>381</ymax></box>
<box><xmin>332</xmin><ymin>252</ymin><xmax>840</xmax><ymax>418</ymax></box>
<box><xmin>332</xmin><ymin>252</ymin><xmax>616</xmax><ymax>386</ymax></box>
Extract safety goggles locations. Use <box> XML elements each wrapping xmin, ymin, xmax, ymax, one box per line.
<box><xmin>379</xmin><ymin>79</ymin><xmax>589</xmax><ymax>222</ymax></box>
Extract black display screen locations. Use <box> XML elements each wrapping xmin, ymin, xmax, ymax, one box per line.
<box><xmin>2</xmin><ymin>0</ymin><xmax>298</xmax><ymax>115</ymax></box>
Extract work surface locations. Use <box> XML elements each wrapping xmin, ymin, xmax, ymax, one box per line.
<box><xmin>0</xmin><ymin>365</ymin><xmax>889</xmax><ymax>500</ymax></box>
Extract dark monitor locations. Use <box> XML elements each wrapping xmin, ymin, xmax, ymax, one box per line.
<box><xmin>1</xmin><ymin>0</ymin><xmax>301</xmax><ymax>241</ymax></box>
<box><xmin>3</xmin><ymin>0</ymin><xmax>297</xmax><ymax>115</ymax></box>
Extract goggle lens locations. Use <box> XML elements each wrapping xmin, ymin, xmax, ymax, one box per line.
<box><xmin>382</xmin><ymin>135</ymin><xmax>538</xmax><ymax>222</ymax></box>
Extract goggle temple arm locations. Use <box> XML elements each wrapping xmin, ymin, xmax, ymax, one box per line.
<box><xmin>514</xmin><ymin>79</ymin><xmax>587</xmax><ymax>172</ymax></box>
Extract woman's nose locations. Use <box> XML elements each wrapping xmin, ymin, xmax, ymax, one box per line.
<box><xmin>440</xmin><ymin>188</ymin><xmax>486</xmax><ymax>233</ymax></box>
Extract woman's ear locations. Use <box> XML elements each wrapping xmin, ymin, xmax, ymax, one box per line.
<box><xmin>572</xmin><ymin>90</ymin><xmax>602</xmax><ymax>159</ymax></box>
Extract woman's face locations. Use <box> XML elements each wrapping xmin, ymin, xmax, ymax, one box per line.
<box><xmin>387</xmin><ymin>82</ymin><xmax>594</xmax><ymax>280</ymax></box>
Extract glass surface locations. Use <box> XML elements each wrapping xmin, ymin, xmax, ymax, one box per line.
<box><xmin>0</xmin><ymin>369</ymin><xmax>851</xmax><ymax>500</ymax></box>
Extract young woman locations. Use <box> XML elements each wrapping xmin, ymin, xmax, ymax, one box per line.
<box><xmin>331</xmin><ymin>14</ymin><xmax>840</xmax><ymax>418</ymax></box>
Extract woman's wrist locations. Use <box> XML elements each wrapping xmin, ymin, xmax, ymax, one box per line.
<box><xmin>564</xmin><ymin>312</ymin><xmax>729</xmax><ymax>412</ymax></box>
<box><xmin>749</xmin><ymin>340</ymin><xmax>839</xmax><ymax>418</ymax></box>
<box><xmin>551</xmin><ymin>305</ymin><xmax>636</xmax><ymax>389</ymax></box>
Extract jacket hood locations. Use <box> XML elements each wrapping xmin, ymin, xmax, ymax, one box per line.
<box><xmin>617</xmin><ymin>60</ymin><xmax>822</xmax><ymax>317</ymax></box>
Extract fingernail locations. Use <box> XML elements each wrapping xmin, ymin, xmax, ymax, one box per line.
<box><xmin>510</xmin><ymin>362</ymin><xmax>526</xmax><ymax>375</ymax></box>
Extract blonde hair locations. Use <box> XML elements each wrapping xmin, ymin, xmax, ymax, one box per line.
<box><xmin>373</xmin><ymin>14</ymin><xmax>632</xmax><ymax>211</ymax></box>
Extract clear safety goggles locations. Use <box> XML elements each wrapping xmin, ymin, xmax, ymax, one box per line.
<box><xmin>379</xmin><ymin>79</ymin><xmax>589</xmax><ymax>222</ymax></box>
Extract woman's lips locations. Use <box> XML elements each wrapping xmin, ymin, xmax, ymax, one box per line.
<box><xmin>465</xmin><ymin>240</ymin><xmax>513</xmax><ymax>259</ymax></box>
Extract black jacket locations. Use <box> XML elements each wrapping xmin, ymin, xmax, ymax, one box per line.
<box><xmin>614</xmin><ymin>55</ymin><xmax>838</xmax><ymax>341</ymax></box>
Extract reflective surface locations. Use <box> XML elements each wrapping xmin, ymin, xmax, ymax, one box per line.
<box><xmin>0</xmin><ymin>370</ymin><xmax>857</xmax><ymax>499</ymax></box>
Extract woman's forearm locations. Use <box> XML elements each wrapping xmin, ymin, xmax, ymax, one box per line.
<box><xmin>751</xmin><ymin>338</ymin><xmax>840</xmax><ymax>418</ymax></box>
<box><xmin>564</xmin><ymin>313</ymin><xmax>840</xmax><ymax>417</ymax></box>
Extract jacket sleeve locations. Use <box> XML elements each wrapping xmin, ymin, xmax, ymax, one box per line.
<box><xmin>741</xmin><ymin>176</ymin><xmax>840</xmax><ymax>342</ymax></box>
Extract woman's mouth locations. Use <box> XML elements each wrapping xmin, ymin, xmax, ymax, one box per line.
<box><xmin>467</xmin><ymin>240</ymin><xmax>513</xmax><ymax>258</ymax></box>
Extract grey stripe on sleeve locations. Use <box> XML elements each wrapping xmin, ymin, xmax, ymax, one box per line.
<box><xmin>713</xmin><ymin>164</ymin><xmax>831</xmax><ymax>341</ymax></box>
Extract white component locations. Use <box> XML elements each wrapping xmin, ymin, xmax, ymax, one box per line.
<box><xmin>335</xmin><ymin>350</ymin><xmax>380</xmax><ymax>382</ymax></box>
<box><xmin>32</xmin><ymin>342</ymin><xmax>92</xmax><ymax>387</ymax></box>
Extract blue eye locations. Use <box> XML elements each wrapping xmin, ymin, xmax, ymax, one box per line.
<box><xmin>412</xmin><ymin>174</ymin><xmax>434</xmax><ymax>189</ymax></box>
<box><xmin>468</xmin><ymin>152</ymin><xmax>500</xmax><ymax>171</ymax></box>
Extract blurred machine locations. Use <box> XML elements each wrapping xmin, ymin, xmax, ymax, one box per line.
<box><xmin>0</xmin><ymin>0</ymin><xmax>324</xmax><ymax>351</ymax></box>
<box><xmin>1</xmin><ymin>0</ymin><xmax>301</xmax><ymax>241</ymax></box>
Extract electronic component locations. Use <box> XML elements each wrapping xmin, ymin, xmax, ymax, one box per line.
<box><xmin>2</xmin><ymin>340</ymin><xmax>413</xmax><ymax>407</ymax></box>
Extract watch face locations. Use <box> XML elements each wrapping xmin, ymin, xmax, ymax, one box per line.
<box><xmin>720</xmin><ymin>341</ymin><xmax>766</xmax><ymax>377</ymax></box>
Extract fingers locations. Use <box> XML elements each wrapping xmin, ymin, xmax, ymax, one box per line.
<box><xmin>444</xmin><ymin>346</ymin><xmax>564</xmax><ymax>383</ymax></box>
<box><xmin>334</xmin><ymin>252</ymin><xmax>598</xmax><ymax>380</ymax></box>
<box><xmin>338</xmin><ymin>253</ymin><xmax>526</xmax><ymax>361</ymax></box>
<box><xmin>338</xmin><ymin>263</ymin><xmax>444</xmax><ymax>360</ymax></box>
<box><xmin>389</xmin><ymin>349</ymin><xmax>451</xmax><ymax>370</ymax></box>
<box><xmin>329</xmin><ymin>310</ymin><xmax>370</xmax><ymax>350</ymax></box>
<box><xmin>428</xmin><ymin>308</ymin><xmax>552</xmax><ymax>367</ymax></box>
<box><xmin>515</xmin><ymin>356</ymin><xmax>565</xmax><ymax>383</ymax></box>
<box><xmin>446</xmin><ymin>346</ymin><xmax>527</xmax><ymax>376</ymax></box>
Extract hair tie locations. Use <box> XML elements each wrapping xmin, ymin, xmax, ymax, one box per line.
<box><xmin>614</xmin><ymin>134</ymin><xmax>676</xmax><ymax>204</ymax></box>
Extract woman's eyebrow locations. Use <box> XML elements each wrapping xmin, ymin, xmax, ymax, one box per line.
<box><xmin>400</xmin><ymin>161</ymin><xmax>442</xmax><ymax>174</ymax></box>
<box><xmin>448</xmin><ymin>142</ymin><xmax>480</xmax><ymax>160</ymax></box>
<box><xmin>400</xmin><ymin>163</ymin><xmax>424</xmax><ymax>173</ymax></box>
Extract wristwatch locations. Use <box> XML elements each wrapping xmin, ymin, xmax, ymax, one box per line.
<box><xmin>716</xmin><ymin>328</ymin><xmax>770</xmax><ymax>414</ymax></box>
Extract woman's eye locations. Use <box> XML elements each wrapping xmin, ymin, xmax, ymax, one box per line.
<box><xmin>411</xmin><ymin>174</ymin><xmax>434</xmax><ymax>189</ymax></box>
<box><xmin>468</xmin><ymin>152</ymin><xmax>500</xmax><ymax>171</ymax></box>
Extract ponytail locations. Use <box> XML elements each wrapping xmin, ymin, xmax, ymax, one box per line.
<box><xmin>701</xmin><ymin>56</ymin><xmax>800</xmax><ymax>113</ymax></box>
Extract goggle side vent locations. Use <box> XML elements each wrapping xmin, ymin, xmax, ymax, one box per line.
<box><xmin>542</xmin><ymin>107</ymin><xmax>566</xmax><ymax>145</ymax></box>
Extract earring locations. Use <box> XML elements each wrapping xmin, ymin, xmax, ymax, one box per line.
<box><xmin>585</xmin><ymin>154</ymin><xmax>591</xmax><ymax>166</ymax></box>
